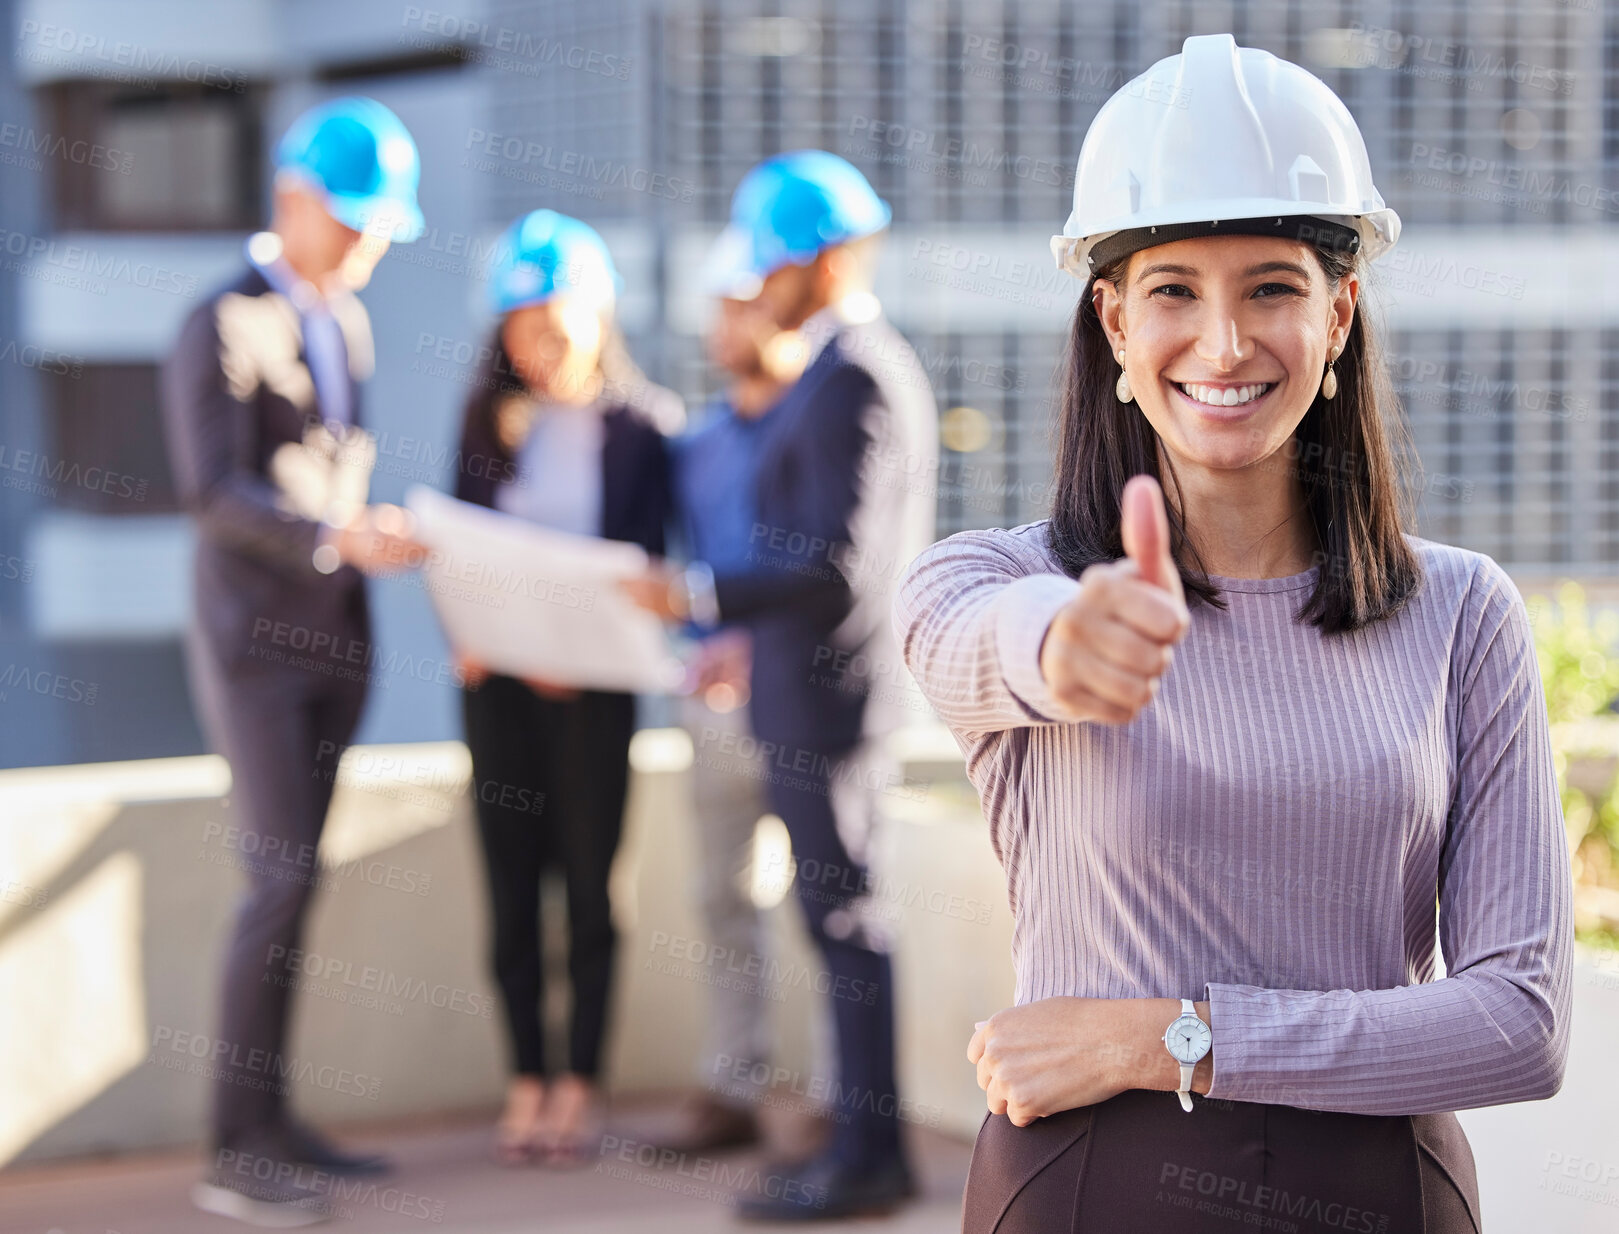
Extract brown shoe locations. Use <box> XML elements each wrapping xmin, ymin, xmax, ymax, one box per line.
<box><xmin>654</xmin><ymin>1095</ymin><xmax>761</xmax><ymax>1153</ymax></box>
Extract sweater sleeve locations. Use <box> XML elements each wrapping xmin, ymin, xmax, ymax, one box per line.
<box><xmin>892</xmin><ymin>527</ymin><xmax>1090</xmax><ymax>735</ymax></box>
<box><xmin>1203</xmin><ymin>557</ymin><xmax>1574</xmax><ymax>1115</ymax></box>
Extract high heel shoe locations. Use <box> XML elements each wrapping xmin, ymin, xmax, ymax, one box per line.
<box><xmin>493</xmin><ymin>1076</ymin><xmax>546</xmax><ymax>1167</ymax></box>
<box><xmin>536</xmin><ymin>1072</ymin><xmax>602</xmax><ymax>1168</ymax></box>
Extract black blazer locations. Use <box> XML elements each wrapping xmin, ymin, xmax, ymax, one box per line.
<box><xmin>161</xmin><ymin>264</ymin><xmax>371</xmax><ymax>675</ymax></box>
<box><xmin>712</xmin><ymin>313</ymin><xmax>938</xmax><ymax>753</ymax></box>
<box><xmin>453</xmin><ymin>391</ymin><xmax>673</xmax><ymax>559</ymax></box>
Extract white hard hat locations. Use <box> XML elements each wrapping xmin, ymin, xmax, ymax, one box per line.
<box><xmin>1051</xmin><ymin>33</ymin><xmax>1401</xmax><ymax>278</ymax></box>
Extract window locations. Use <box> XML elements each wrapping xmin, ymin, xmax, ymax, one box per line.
<box><xmin>46</xmin><ymin>80</ymin><xmax>262</xmax><ymax>231</ymax></box>
<box><xmin>41</xmin><ymin>363</ymin><xmax>177</xmax><ymax>515</ymax></box>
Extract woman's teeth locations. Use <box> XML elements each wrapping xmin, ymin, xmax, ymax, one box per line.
<box><xmin>1177</xmin><ymin>382</ymin><xmax>1273</xmax><ymax>407</ymax></box>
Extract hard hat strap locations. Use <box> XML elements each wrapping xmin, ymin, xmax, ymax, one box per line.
<box><xmin>1087</xmin><ymin>215</ymin><xmax>1360</xmax><ymax>273</ymax></box>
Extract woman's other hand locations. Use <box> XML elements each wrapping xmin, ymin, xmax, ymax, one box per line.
<box><xmin>968</xmin><ymin>998</ymin><xmax>1133</xmax><ymax>1125</ymax></box>
<box><xmin>967</xmin><ymin>996</ymin><xmax>1209</xmax><ymax>1126</ymax></box>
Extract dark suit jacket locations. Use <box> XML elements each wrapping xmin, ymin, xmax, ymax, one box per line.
<box><xmin>452</xmin><ymin>392</ymin><xmax>673</xmax><ymax>557</ymax></box>
<box><xmin>161</xmin><ymin>265</ymin><xmax>371</xmax><ymax>676</ymax></box>
<box><xmin>713</xmin><ymin>312</ymin><xmax>938</xmax><ymax>752</ymax></box>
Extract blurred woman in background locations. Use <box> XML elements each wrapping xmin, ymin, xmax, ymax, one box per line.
<box><xmin>449</xmin><ymin>210</ymin><xmax>677</xmax><ymax>1166</ymax></box>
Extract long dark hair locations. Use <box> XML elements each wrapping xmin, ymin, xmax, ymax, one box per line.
<box><xmin>1047</xmin><ymin>243</ymin><xmax>1422</xmax><ymax>635</ymax></box>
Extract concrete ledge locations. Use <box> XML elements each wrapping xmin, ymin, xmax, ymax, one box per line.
<box><xmin>0</xmin><ymin>728</ymin><xmax>1011</xmax><ymax>1166</ymax></box>
<box><xmin>10</xmin><ymin>729</ymin><xmax>1612</xmax><ymax>1232</ymax></box>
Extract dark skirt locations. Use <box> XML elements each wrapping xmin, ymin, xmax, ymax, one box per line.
<box><xmin>961</xmin><ymin>1088</ymin><xmax>1481</xmax><ymax>1234</ymax></box>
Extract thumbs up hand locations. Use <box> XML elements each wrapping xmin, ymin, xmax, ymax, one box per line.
<box><xmin>1037</xmin><ymin>475</ymin><xmax>1191</xmax><ymax>724</ymax></box>
<box><xmin>1119</xmin><ymin>473</ymin><xmax>1186</xmax><ymax>608</ymax></box>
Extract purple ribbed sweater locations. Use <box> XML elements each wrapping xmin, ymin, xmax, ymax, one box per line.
<box><xmin>893</xmin><ymin>521</ymin><xmax>1573</xmax><ymax>1116</ymax></box>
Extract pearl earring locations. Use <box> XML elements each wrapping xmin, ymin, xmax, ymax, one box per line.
<box><xmin>1321</xmin><ymin>344</ymin><xmax>1340</xmax><ymax>400</ymax></box>
<box><xmin>1115</xmin><ymin>348</ymin><xmax>1133</xmax><ymax>404</ymax></box>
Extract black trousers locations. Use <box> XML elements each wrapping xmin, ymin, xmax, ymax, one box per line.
<box><xmin>761</xmin><ymin>740</ymin><xmax>902</xmax><ymax>1165</ymax></box>
<box><xmin>962</xmin><ymin>1088</ymin><xmax>1482</xmax><ymax>1233</ymax></box>
<box><xmin>461</xmin><ymin>675</ymin><xmax>635</xmax><ymax>1080</ymax></box>
<box><xmin>187</xmin><ymin>636</ymin><xmax>368</xmax><ymax>1146</ymax></box>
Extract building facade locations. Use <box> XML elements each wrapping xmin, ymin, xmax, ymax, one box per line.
<box><xmin>1</xmin><ymin>0</ymin><xmax>1611</xmax><ymax>766</ymax></box>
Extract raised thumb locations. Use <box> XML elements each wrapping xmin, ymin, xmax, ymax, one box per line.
<box><xmin>1120</xmin><ymin>474</ymin><xmax>1180</xmax><ymax>597</ymax></box>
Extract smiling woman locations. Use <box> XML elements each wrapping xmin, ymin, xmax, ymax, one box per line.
<box><xmin>1054</xmin><ymin>227</ymin><xmax>1420</xmax><ymax>635</ymax></box>
<box><xmin>894</xmin><ymin>32</ymin><xmax>1571</xmax><ymax>1234</ymax></box>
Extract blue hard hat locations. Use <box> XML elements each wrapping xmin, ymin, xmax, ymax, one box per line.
<box><xmin>487</xmin><ymin>209</ymin><xmax>622</xmax><ymax>316</ymax></box>
<box><xmin>727</xmin><ymin>150</ymin><xmax>891</xmax><ymax>289</ymax></box>
<box><xmin>275</xmin><ymin>97</ymin><xmax>425</xmax><ymax>242</ymax></box>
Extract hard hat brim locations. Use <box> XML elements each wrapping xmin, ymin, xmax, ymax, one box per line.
<box><xmin>324</xmin><ymin>191</ymin><xmax>426</xmax><ymax>244</ymax></box>
<box><xmin>490</xmin><ymin>284</ymin><xmax>621</xmax><ymax>317</ymax></box>
<box><xmin>742</xmin><ymin>215</ymin><xmax>892</xmax><ymax>285</ymax></box>
<box><xmin>490</xmin><ymin>271</ymin><xmax>623</xmax><ymax>317</ymax></box>
<box><xmin>1053</xmin><ymin>205</ymin><xmax>1400</xmax><ymax>277</ymax></box>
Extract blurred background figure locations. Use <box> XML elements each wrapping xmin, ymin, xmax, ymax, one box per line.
<box><xmin>447</xmin><ymin>209</ymin><xmax>678</xmax><ymax>1167</ymax></box>
<box><xmin>653</xmin><ymin>225</ymin><xmax>791</xmax><ymax>1155</ymax></box>
<box><xmin>159</xmin><ymin>95</ymin><xmax>426</xmax><ymax>1226</ymax></box>
<box><xmin>629</xmin><ymin>149</ymin><xmax>940</xmax><ymax>1220</ymax></box>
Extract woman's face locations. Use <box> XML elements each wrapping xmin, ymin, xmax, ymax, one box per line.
<box><xmin>501</xmin><ymin>294</ymin><xmax>607</xmax><ymax>403</ymax></box>
<box><xmin>1092</xmin><ymin>234</ymin><xmax>1357</xmax><ymax>478</ymax></box>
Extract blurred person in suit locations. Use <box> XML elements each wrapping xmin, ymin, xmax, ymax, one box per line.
<box><xmin>447</xmin><ymin>209</ymin><xmax>678</xmax><ymax>1166</ymax></box>
<box><xmin>161</xmin><ymin>97</ymin><xmax>427</xmax><ymax>1227</ymax></box>
<box><xmin>626</xmin><ymin>151</ymin><xmax>939</xmax><ymax>1219</ymax></box>
<box><xmin>654</xmin><ymin>227</ymin><xmax>797</xmax><ymax>1154</ymax></box>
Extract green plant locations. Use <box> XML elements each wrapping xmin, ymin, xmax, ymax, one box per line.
<box><xmin>1526</xmin><ymin>582</ymin><xmax>1619</xmax><ymax>725</ymax></box>
<box><xmin>1526</xmin><ymin>581</ymin><xmax>1619</xmax><ymax>946</ymax></box>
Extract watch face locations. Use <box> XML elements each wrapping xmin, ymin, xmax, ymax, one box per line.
<box><xmin>1166</xmin><ymin>1014</ymin><xmax>1211</xmax><ymax>1064</ymax></box>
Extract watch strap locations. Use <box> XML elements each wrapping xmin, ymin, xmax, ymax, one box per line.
<box><xmin>1174</xmin><ymin>997</ymin><xmax>1199</xmax><ymax>1113</ymax></box>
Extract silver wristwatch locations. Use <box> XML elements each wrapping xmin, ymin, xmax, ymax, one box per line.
<box><xmin>1162</xmin><ymin>998</ymin><xmax>1211</xmax><ymax>1112</ymax></box>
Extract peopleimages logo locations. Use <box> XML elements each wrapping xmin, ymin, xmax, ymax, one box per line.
<box><xmin>1157</xmin><ymin>1163</ymin><xmax>1389</xmax><ymax>1232</ymax></box>
<box><xmin>0</xmin><ymin>227</ymin><xmax>199</xmax><ymax>297</ymax></box>
<box><xmin>16</xmin><ymin>19</ymin><xmax>247</xmax><ymax>91</ymax></box>
<box><xmin>266</xmin><ymin>946</ymin><xmax>495</xmax><ymax>1019</ymax></box>
<box><xmin>845</xmin><ymin>116</ymin><xmax>1063</xmax><ymax>187</ymax></box>
<box><xmin>0</xmin><ymin>663</ymin><xmax>97</xmax><ymax>705</ymax></box>
<box><xmin>400</xmin><ymin>8</ymin><xmax>632</xmax><ymax>81</ymax></box>
<box><xmin>462</xmin><ymin>128</ymin><xmax>694</xmax><ymax>201</ymax></box>
<box><xmin>1408</xmin><ymin>142</ymin><xmax>1619</xmax><ymax>215</ymax></box>
<box><xmin>0</xmin><ymin>446</ymin><xmax>146</xmax><ymax>500</ymax></box>
<box><xmin>148</xmin><ymin>1026</ymin><xmax>382</xmax><ymax>1100</ymax></box>
<box><xmin>0</xmin><ymin>122</ymin><xmax>132</xmax><ymax>174</ymax></box>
